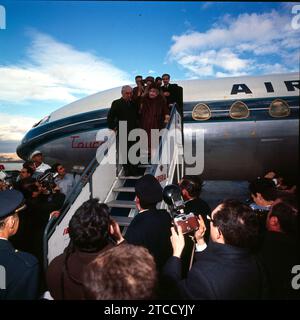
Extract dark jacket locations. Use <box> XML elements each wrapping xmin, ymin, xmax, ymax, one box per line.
<box><xmin>163</xmin><ymin>241</ymin><xmax>267</xmax><ymax>300</ymax></box>
<box><xmin>11</xmin><ymin>193</ymin><xmax>65</xmax><ymax>265</ymax></box>
<box><xmin>184</xmin><ymin>198</ymin><xmax>211</xmax><ymax>242</ymax></box>
<box><xmin>161</xmin><ymin>83</ymin><xmax>183</xmax><ymax>117</ymax></box>
<box><xmin>125</xmin><ymin>208</ymin><xmax>172</xmax><ymax>272</ymax></box>
<box><xmin>46</xmin><ymin>244</ymin><xmax>114</xmax><ymax>300</ymax></box>
<box><xmin>178</xmin><ymin>198</ymin><xmax>211</xmax><ymax>279</ymax></box>
<box><xmin>257</xmin><ymin>231</ymin><xmax>300</xmax><ymax>299</ymax></box>
<box><xmin>107</xmin><ymin>97</ymin><xmax>139</xmax><ymax>133</ymax></box>
<box><xmin>0</xmin><ymin>239</ymin><xmax>39</xmax><ymax>300</ymax></box>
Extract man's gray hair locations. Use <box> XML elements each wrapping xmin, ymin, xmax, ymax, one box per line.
<box><xmin>121</xmin><ymin>85</ymin><xmax>132</xmax><ymax>93</ymax></box>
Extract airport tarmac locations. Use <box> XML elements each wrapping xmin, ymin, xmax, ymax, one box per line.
<box><xmin>201</xmin><ymin>180</ymin><xmax>250</xmax><ymax>210</ymax></box>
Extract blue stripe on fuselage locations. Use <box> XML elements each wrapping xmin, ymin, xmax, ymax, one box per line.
<box><xmin>17</xmin><ymin>95</ymin><xmax>299</xmax><ymax>159</ymax></box>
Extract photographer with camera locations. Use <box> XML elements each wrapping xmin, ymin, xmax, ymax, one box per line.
<box><xmin>9</xmin><ymin>178</ymin><xmax>65</xmax><ymax>293</ymax></box>
<box><xmin>13</xmin><ymin>166</ymin><xmax>36</xmax><ymax>191</ymax></box>
<box><xmin>163</xmin><ymin>199</ymin><xmax>268</xmax><ymax>299</ymax></box>
<box><xmin>162</xmin><ymin>183</ymin><xmax>201</xmax><ymax>279</ymax></box>
<box><xmin>179</xmin><ymin>175</ymin><xmax>211</xmax><ymax>242</ymax></box>
<box><xmin>36</xmin><ymin>169</ymin><xmax>65</xmax><ymax>214</ymax></box>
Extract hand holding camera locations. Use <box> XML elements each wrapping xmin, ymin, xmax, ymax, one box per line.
<box><xmin>38</xmin><ymin>169</ymin><xmax>59</xmax><ymax>194</ymax></box>
<box><xmin>170</xmin><ymin>225</ymin><xmax>185</xmax><ymax>258</ymax></box>
<box><xmin>162</xmin><ymin>184</ymin><xmax>200</xmax><ymax>235</ymax></box>
<box><xmin>174</xmin><ymin>212</ymin><xmax>199</xmax><ymax>235</ymax></box>
<box><xmin>194</xmin><ymin>215</ymin><xmax>206</xmax><ymax>244</ymax></box>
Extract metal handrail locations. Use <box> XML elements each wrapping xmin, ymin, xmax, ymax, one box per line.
<box><xmin>148</xmin><ymin>103</ymin><xmax>179</xmax><ymax>175</ymax></box>
<box><xmin>43</xmin><ymin>132</ymin><xmax>115</xmax><ymax>269</ymax></box>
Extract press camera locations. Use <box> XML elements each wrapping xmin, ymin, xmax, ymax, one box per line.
<box><xmin>37</xmin><ymin>169</ymin><xmax>58</xmax><ymax>193</ymax></box>
<box><xmin>163</xmin><ymin>184</ymin><xmax>199</xmax><ymax>234</ymax></box>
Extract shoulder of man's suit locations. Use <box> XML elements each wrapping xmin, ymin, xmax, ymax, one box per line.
<box><xmin>14</xmin><ymin>250</ymin><xmax>39</xmax><ymax>269</ymax></box>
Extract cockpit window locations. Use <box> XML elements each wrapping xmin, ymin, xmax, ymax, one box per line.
<box><xmin>229</xmin><ymin>101</ymin><xmax>249</xmax><ymax>119</ymax></box>
<box><xmin>269</xmin><ymin>99</ymin><xmax>290</xmax><ymax>118</ymax></box>
<box><xmin>32</xmin><ymin>115</ymin><xmax>50</xmax><ymax>127</ymax></box>
<box><xmin>192</xmin><ymin>103</ymin><xmax>211</xmax><ymax>121</ymax></box>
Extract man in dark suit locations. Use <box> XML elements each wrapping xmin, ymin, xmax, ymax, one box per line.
<box><xmin>0</xmin><ymin>190</ymin><xmax>39</xmax><ymax>300</ymax></box>
<box><xmin>161</xmin><ymin>73</ymin><xmax>183</xmax><ymax>120</ymax></box>
<box><xmin>178</xmin><ymin>175</ymin><xmax>211</xmax><ymax>278</ymax></box>
<box><xmin>132</xmin><ymin>75</ymin><xmax>145</xmax><ymax>106</ymax></box>
<box><xmin>125</xmin><ymin>174</ymin><xmax>172</xmax><ymax>272</ymax></box>
<box><xmin>164</xmin><ymin>199</ymin><xmax>268</xmax><ymax>299</ymax></box>
<box><xmin>107</xmin><ymin>85</ymin><xmax>139</xmax><ymax>176</ymax></box>
<box><xmin>179</xmin><ymin>175</ymin><xmax>211</xmax><ymax>242</ymax></box>
<box><xmin>257</xmin><ymin>198</ymin><xmax>299</xmax><ymax>299</ymax></box>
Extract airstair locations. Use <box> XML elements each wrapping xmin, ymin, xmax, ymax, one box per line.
<box><xmin>43</xmin><ymin>105</ymin><xmax>184</xmax><ymax>270</ymax></box>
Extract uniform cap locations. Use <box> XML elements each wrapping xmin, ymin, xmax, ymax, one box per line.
<box><xmin>0</xmin><ymin>189</ymin><xmax>25</xmax><ymax>219</ymax></box>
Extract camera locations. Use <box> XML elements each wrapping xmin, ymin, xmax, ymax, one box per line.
<box><xmin>163</xmin><ymin>184</ymin><xmax>199</xmax><ymax>234</ymax></box>
<box><xmin>174</xmin><ymin>212</ymin><xmax>199</xmax><ymax>234</ymax></box>
<box><xmin>37</xmin><ymin>169</ymin><xmax>58</xmax><ymax>193</ymax></box>
<box><xmin>162</xmin><ymin>184</ymin><xmax>185</xmax><ymax>214</ymax></box>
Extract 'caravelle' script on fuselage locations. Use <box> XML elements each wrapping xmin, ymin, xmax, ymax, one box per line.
<box><xmin>71</xmin><ymin>135</ymin><xmax>105</xmax><ymax>149</ymax></box>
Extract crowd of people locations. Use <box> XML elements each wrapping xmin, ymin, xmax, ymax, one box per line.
<box><xmin>0</xmin><ymin>150</ymin><xmax>80</xmax><ymax>297</ymax></box>
<box><xmin>0</xmin><ymin>161</ymin><xmax>299</xmax><ymax>299</ymax></box>
<box><xmin>0</xmin><ymin>74</ymin><xmax>299</xmax><ymax>300</ymax></box>
<box><xmin>107</xmin><ymin>74</ymin><xmax>183</xmax><ymax>176</ymax></box>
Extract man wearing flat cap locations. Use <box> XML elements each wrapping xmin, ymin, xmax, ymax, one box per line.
<box><xmin>125</xmin><ymin>174</ymin><xmax>172</xmax><ymax>272</ymax></box>
<box><xmin>0</xmin><ymin>190</ymin><xmax>39</xmax><ymax>300</ymax></box>
<box><xmin>30</xmin><ymin>150</ymin><xmax>51</xmax><ymax>178</ymax></box>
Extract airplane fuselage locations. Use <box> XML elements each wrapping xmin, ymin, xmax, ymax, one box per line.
<box><xmin>17</xmin><ymin>73</ymin><xmax>299</xmax><ymax>180</ymax></box>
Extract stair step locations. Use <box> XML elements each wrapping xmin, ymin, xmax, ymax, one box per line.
<box><xmin>113</xmin><ymin>187</ymin><xmax>135</xmax><ymax>193</ymax></box>
<box><xmin>106</xmin><ymin>200</ymin><xmax>136</xmax><ymax>209</ymax></box>
<box><xmin>119</xmin><ymin>176</ymin><xmax>142</xmax><ymax>180</ymax></box>
<box><xmin>138</xmin><ymin>164</ymin><xmax>151</xmax><ymax>168</ymax></box>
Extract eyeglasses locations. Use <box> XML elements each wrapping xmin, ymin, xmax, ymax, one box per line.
<box><xmin>206</xmin><ymin>214</ymin><xmax>217</xmax><ymax>225</ymax></box>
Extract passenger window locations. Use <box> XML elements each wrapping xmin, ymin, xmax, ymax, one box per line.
<box><xmin>269</xmin><ymin>99</ymin><xmax>290</xmax><ymax>118</ymax></box>
<box><xmin>192</xmin><ymin>103</ymin><xmax>211</xmax><ymax>121</ymax></box>
<box><xmin>229</xmin><ymin>101</ymin><xmax>249</xmax><ymax>119</ymax></box>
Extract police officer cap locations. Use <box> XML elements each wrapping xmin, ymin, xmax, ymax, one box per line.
<box><xmin>135</xmin><ymin>174</ymin><xmax>163</xmax><ymax>204</ymax></box>
<box><xmin>0</xmin><ymin>189</ymin><xmax>24</xmax><ymax>219</ymax></box>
